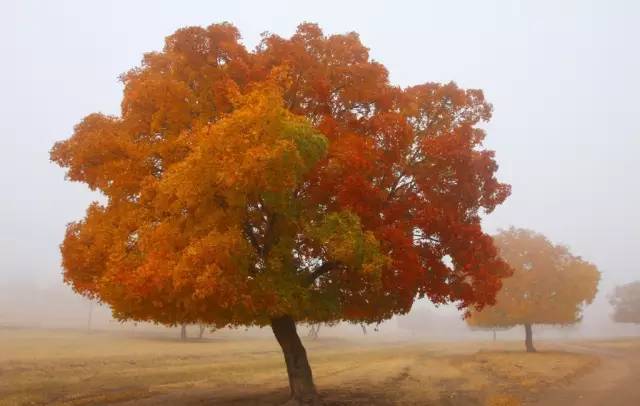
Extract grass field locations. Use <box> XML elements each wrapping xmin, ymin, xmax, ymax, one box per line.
<box><xmin>0</xmin><ymin>328</ymin><xmax>608</xmax><ymax>405</ymax></box>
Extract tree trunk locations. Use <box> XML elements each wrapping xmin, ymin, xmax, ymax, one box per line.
<box><xmin>524</xmin><ymin>323</ymin><xmax>536</xmax><ymax>352</ymax></box>
<box><xmin>492</xmin><ymin>329</ymin><xmax>496</xmax><ymax>342</ymax></box>
<box><xmin>307</xmin><ymin>324</ymin><xmax>320</xmax><ymax>340</ymax></box>
<box><xmin>271</xmin><ymin>315</ymin><xmax>320</xmax><ymax>405</ymax></box>
<box><xmin>180</xmin><ymin>324</ymin><xmax>187</xmax><ymax>341</ymax></box>
<box><xmin>199</xmin><ymin>324</ymin><xmax>206</xmax><ymax>339</ymax></box>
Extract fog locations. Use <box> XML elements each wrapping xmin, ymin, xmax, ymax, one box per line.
<box><xmin>2</xmin><ymin>0</ymin><xmax>639</xmax><ymax>340</ymax></box>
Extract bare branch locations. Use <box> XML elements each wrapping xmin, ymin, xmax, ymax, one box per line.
<box><xmin>243</xmin><ymin>221</ymin><xmax>262</xmax><ymax>256</ymax></box>
<box><xmin>307</xmin><ymin>261</ymin><xmax>342</xmax><ymax>286</ymax></box>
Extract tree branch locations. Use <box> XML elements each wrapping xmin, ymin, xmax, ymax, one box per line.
<box><xmin>307</xmin><ymin>261</ymin><xmax>341</xmax><ymax>286</ymax></box>
<box><xmin>243</xmin><ymin>221</ymin><xmax>262</xmax><ymax>256</ymax></box>
<box><xmin>263</xmin><ymin>213</ymin><xmax>278</xmax><ymax>257</ymax></box>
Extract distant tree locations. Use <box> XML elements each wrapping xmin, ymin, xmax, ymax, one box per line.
<box><xmin>610</xmin><ymin>281</ymin><xmax>640</xmax><ymax>324</ymax></box>
<box><xmin>180</xmin><ymin>323</ymin><xmax>187</xmax><ymax>341</ymax></box>
<box><xmin>468</xmin><ymin>325</ymin><xmax>508</xmax><ymax>342</ymax></box>
<box><xmin>198</xmin><ymin>323</ymin><xmax>215</xmax><ymax>339</ymax></box>
<box><xmin>307</xmin><ymin>324</ymin><xmax>321</xmax><ymax>340</ymax></box>
<box><xmin>307</xmin><ymin>322</ymin><xmax>370</xmax><ymax>339</ymax></box>
<box><xmin>467</xmin><ymin>228</ymin><xmax>600</xmax><ymax>352</ymax></box>
<box><xmin>50</xmin><ymin>22</ymin><xmax>511</xmax><ymax>404</ymax></box>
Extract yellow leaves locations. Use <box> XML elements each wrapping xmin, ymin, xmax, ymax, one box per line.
<box><xmin>50</xmin><ymin>114</ymin><xmax>140</xmax><ymax>194</ymax></box>
<box><xmin>174</xmin><ymin>228</ymin><xmax>254</xmax><ymax>304</ymax></box>
<box><xmin>468</xmin><ymin>228</ymin><xmax>601</xmax><ymax>327</ymax></box>
<box><xmin>159</xmin><ymin>81</ymin><xmax>327</xmax><ymax>213</ymax></box>
<box><xmin>265</xmin><ymin>64</ymin><xmax>295</xmax><ymax>92</ymax></box>
<box><xmin>234</xmin><ymin>138</ymin><xmax>300</xmax><ymax>191</ymax></box>
<box><xmin>305</xmin><ymin>211</ymin><xmax>389</xmax><ymax>277</ymax></box>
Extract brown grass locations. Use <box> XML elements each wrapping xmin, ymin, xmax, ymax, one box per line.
<box><xmin>0</xmin><ymin>329</ymin><xmax>601</xmax><ymax>405</ymax></box>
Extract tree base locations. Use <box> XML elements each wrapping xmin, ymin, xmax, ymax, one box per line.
<box><xmin>281</xmin><ymin>395</ymin><xmax>323</xmax><ymax>406</ymax></box>
<box><xmin>524</xmin><ymin>323</ymin><xmax>536</xmax><ymax>353</ymax></box>
<box><xmin>271</xmin><ymin>315</ymin><xmax>320</xmax><ymax>405</ymax></box>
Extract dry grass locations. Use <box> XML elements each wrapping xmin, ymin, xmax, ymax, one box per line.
<box><xmin>0</xmin><ymin>329</ymin><xmax>602</xmax><ymax>405</ymax></box>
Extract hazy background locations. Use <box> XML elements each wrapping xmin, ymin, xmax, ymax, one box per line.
<box><xmin>1</xmin><ymin>0</ymin><xmax>638</xmax><ymax>337</ymax></box>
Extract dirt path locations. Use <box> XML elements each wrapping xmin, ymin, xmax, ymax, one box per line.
<box><xmin>528</xmin><ymin>342</ymin><xmax>640</xmax><ymax>406</ymax></box>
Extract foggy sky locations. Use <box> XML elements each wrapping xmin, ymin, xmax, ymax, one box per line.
<box><xmin>2</xmin><ymin>0</ymin><xmax>638</xmax><ymax>302</ymax></box>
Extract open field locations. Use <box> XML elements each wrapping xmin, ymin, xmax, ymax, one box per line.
<box><xmin>1</xmin><ymin>328</ymin><xmax>639</xmax><ymax>405</ymax></box>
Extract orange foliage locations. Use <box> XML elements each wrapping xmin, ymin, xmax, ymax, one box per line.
<box><xmin>51</xmin><ymin>23</ymin><xmax>510</xmax><ymax>328</ymax></box>
<box><xmin>468</xmin><ymin>228</ymin><xmax>600</xmax><ymax>328</ymax></box>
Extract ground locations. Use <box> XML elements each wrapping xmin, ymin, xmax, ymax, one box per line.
<box><xmin>0</xmin><ymin>328</ymin><xmax>638</xmax><ymax>405</ymax></box>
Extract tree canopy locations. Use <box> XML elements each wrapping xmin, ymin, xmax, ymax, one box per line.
<box><xmin>467</xmin><ymin>228</ymin><xmax>600</xmax><ymax>351</ymax></box>
<box><xmin>51</xmin><ymin>22</ymin><xmax>511</xmax><ymax>402</ymax></box>
<box><xmin>52</xmin><ymin>22</ymin><xmax>511</xmax><ymax>328</ymax></box>
<box><xmin>610</xmin><ymin>281</ymin><xmax>640</xmax><ymax>324</ymax></box>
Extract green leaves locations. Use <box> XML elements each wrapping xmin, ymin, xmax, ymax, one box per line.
<box><xmin>306</xmin><ymin>211</ymin><xmax>389</xmax><ymax>276</ymax></box>
<box><xmin>282</xmin><ymin>119</ymin><xmax>328</xmax><ymax>174</ymax></box>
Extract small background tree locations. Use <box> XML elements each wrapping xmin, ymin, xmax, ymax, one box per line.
<box><xmin>198</xmin><ymin>323</ymin><xmax>215</xmax><ymax>339</ymax></box>
<box><xmin>467</xmin><ymin>228</ymin><xmax>600</xmax><ymax>352</ymax></box>
<box><xmin>610</xmin><ymin>281</ymin><xmax>640</xmax><ymax>325</ymax></box>
<box><xmin>468</xmin><ymin>325</ymin><xmax>509</xmax><ymax>342</ymax></box>
<box><xmin>307</xmin><ymin>324</ymin><xmax>321</xmax><ymax>340</ymax></box>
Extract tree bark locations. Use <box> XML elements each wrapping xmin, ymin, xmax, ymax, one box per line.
<box><xmin>271</xmin><ymin>315</ymin><xmax>320</xmax><ymax>405</ymax></box>
<box><xmin>524</xmin><ymin>323</ymin><xmax>536</xmax><ymax>352</ymax></box>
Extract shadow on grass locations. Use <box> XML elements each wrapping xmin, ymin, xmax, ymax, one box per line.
<box><xmin>138</xmin><ymin>386</ymin><xmax>484</xmax><ymax>406</ymax></box>
<box><xmin>123</xmin><ymin>387</ymin><xmax>401</xmax><ymax>406</ymax></box>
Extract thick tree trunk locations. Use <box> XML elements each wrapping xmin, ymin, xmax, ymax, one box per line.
<box><xmin>180</xmin><ymin>324</ymin><xmax>187</xmax><ymax>341</ymax></box>
<box><xmin>271</xmin><ymin>315</ymin><xmax>320</xmax><ymax>405</ymax></box>
<box><xmin>524</xmin><ymin>323</ymin><xmax>536</xmax><ymax>352</ymax></box>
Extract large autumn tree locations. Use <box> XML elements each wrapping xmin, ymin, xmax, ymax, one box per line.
<box><xmin>467</xmin><ymin>228</ymin><xmax>600</xmax><ymax>352</ymax></box>
<box><xmin>610</xmin><ymin>281</ymin><xmax>640</xmax><ymax>324</ymax></box>
<box><xmin>51</xmin><ymin>23</ymin><xmax>511</xmax><ymax>404</ymax></box>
